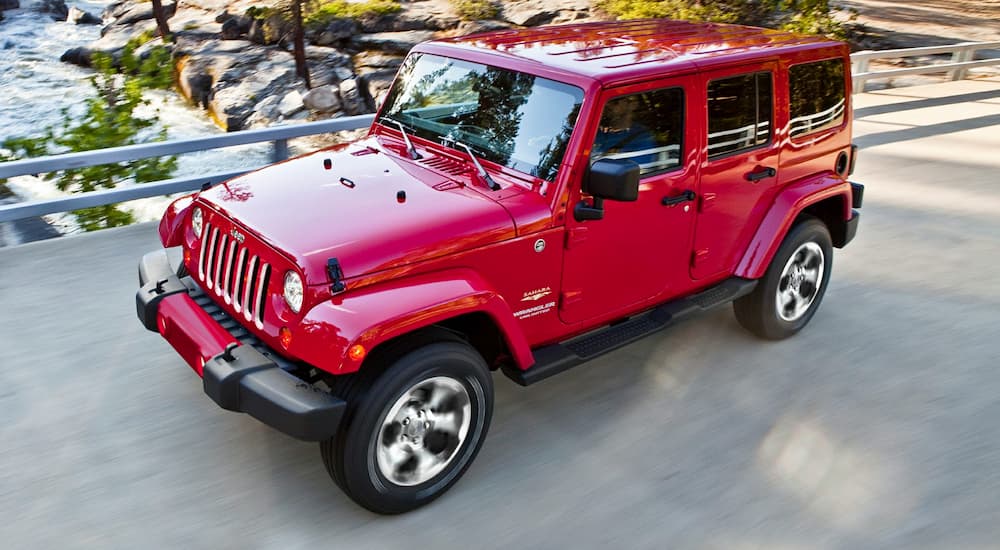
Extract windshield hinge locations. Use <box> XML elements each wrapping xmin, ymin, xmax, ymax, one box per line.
<box><xmin>327</xmin><ymin>258</ymin><xmax>347</xmax><ymax>294</ymax></box>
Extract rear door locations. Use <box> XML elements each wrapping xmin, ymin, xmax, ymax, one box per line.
<box><xmin>690</xmin><ymin>62</ymin><xmax>783</xmax><ymax>281</ymax></box>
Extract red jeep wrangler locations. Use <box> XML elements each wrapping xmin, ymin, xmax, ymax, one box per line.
<box><xmin>137</xmin><ymin>19</ymin><xmax>863</xmax><ymax>513</ymax></box>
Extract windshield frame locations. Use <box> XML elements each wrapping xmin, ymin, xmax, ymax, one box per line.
<box><xmin>375</xmin><ymin>51</ymin><xmax>587</xmax><ymax>190</ymax></box>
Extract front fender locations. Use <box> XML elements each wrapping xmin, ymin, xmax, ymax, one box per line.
<box><xmin>736</xmin><ymin>174</ymin><xmax>852</xmax><ymax>280</ymax></box>
<box><xmin>159</xmin><ymin>194</ymin><xmax>196</xmax><ymax>248</ymax></box>
<box><xmin>290</xmin><ymin>268</ymin><xmax>532</xmax><ymax>375</ymax></box>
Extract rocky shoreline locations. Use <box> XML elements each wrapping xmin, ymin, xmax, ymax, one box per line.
<box><xmin>55</xmin><ymin>0</ymin><xmax>596</xmax><ymax>131</ymax></box>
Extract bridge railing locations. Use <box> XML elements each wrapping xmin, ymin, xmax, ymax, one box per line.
<box><xmin>851</xmin><ymin>41</ymin><xmax>1000</xmax><ymax>93</ymax></box>
<box><xmin>2</xmin><ymin>41</ymin><xmax>999</xmax><ymax>224</ymax></box>
<box><xmin>0</xmin><ymin>114</ymin><xmax>374</xmax><ymax>223</ymax></box>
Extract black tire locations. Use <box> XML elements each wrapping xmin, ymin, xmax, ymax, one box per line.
<box><xmin>320</xmin><ymin>340</ymin><xmax>493</xmax><ymax>514</ymax></box>
<box><xmin>734</xmin><ymin>217</ymin><xmax>833</xmax><ymax>340</ymax></box>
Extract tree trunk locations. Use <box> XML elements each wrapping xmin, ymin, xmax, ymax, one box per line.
<box><xmin>291</xmin><ymin>0</ymin><xmax>311</xmax><ymax>88</ymax></box>
<box><xmin>150</xmin><ymin>0</ymin><xmax>172</xmax><ymax>41</ymax></box>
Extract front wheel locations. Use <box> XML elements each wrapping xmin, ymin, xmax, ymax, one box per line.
<box><xmin>321</xmin><ymin>341</ymin><xmax>493</xmax><ymax>514</ymax></box>
<box><xmin>734</xmin><ymin>217</ymin><xmax>833</xmax><ymax>340</ymax></box>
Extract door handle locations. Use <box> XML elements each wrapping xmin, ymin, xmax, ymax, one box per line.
<box><xmin>662</xmin><ymin>190</ymin><xmax>696</xmax><ymax>206</ymax></box>
<box><xmin>745</xmin><ymin>166</ymin><xmax>776</xmax><ymax>182</ymax></box>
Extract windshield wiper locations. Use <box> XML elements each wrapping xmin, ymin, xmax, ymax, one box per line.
<box><xmin>455</xmin><ymin>142</ymin><xmax>500</xmax><ymax>191</ymax></box>
<box><xmin>382</xmin><ymin>116</ymin><xmax>421</xmax><ymax>160</ymax></box>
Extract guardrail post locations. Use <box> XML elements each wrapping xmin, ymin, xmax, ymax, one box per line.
<box><xmin>272</xmin><ymin>139</ymin><xmax>290</xmax><ymax>162</ymax></box>
<box><xmin>950</xmin><ymin>45</ymin><xmax>974</xmax><ymax>81</ymax></box>
<box><xmin>852</xmin><ymin>57</ymin><xmax>870</xmax><ymax>94</ymax></box>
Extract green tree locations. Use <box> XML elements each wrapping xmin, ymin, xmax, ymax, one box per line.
<box><xmin>1</xmin><ymin>39</ymin><xmax>178</xmax><ymax>231</ymax></box>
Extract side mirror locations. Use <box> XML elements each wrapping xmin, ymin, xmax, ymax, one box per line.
<box><xmin>575</xmin><ymin>158</ymin><xmax>640</xmax><ymax>222</ymax></box>
<box><xmin>585</xmin><ymin>158</ymin><xmax>640</xmax><ymax>202</ymax></box>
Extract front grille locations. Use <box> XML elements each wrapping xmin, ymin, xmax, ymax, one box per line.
<box><xmin>198</xmin><ymin>221</ymin><xmax>272</xmax><ymax>329</ymax></box>
<box><xmin>184</xmin><ymin>278</ymin><xmax>295</xmax><ymax>371</ymax></box>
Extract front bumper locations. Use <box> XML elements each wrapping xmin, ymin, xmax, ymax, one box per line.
<box><xmin>136</xmin><ymin>248</ymin><xmax>346</xmax><ymax>441</ymax></box>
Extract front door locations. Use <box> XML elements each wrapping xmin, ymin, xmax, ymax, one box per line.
<box><xmin>560</xmin><ymin>82</ymin><xmax>699</xmax><ymax>325</ymax></box>
<box><xmin>691</xmin><ymin>62</ymin><xmax>782</xmax><ymax>280</ymax></box>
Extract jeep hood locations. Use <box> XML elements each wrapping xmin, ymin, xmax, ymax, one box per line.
<box><xmin>197</xmin><ymin>140</ymin><xmax>516</xmax><ymax>284</ymax></box>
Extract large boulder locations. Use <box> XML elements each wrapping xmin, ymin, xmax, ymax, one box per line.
<box><xmin>352</xmin><ymin>30</ymin><xmax>436</xmax><ymax>55</ymax></box>
<box><xmin>252</xmin><ymin>12</ymin><xmax>294</xmax><ymax>46</ymax></box>
<box><xmin>353</xmin><ymin>51</ymin><xmax>404</xmax><ymax>71</ymax></box>
<box><xmin>36</xmin><ymin>0</ymin><xmax>68</xmax><ymax>18</ymax></box>
<box><xmin>455</xmin><ymin>20</ymin><xmax>512</xmax><ymax>36</ymax></box>
<box><xmin>277</xmin><ymin>90</ymin><xmax>304</xmax><ymax>117</ymax></box>
<box><xmin>60</xmin><ymin>46</ymin><xmax>93</xmax><ymax>67</ymax></box>
<box><xmin>339</xmin><ymin>78</ymin><xmax>371</xmax><ymax>116</ymax></box>
<box><xmin>500</xmin><ymin>0</ymin><xmax>591</xmax><ymax>27</ymax></box>
<box><xmin>311</xmin><ymin>18</ymin><xmax>357</xmax><ymax>47</ymax></box>
<box><xmin>174</xmin><ymin>39</ymin><xmax>304</xmax><ymax>130</ymax></box>
<box><xmin>305</xmin><ymin>46</ymin><xmax>353</xmax><ymax>87</ymax></box>
<box><xmin>67</xmin><ymin>7</ymin><xmax>102</xmax><ymax>25</ymax></box>
<box><xmin>0</xmin><ymin>0</ymin><xmax>19</xmax><ymax>11</ymax></box>
<box><xmin>220</xmin><ymin>15</ymin><xmax>252</xmax><ymax>40</ymax></box>
<box><xmin>303</xmin><ymin>86</ymin><xmax>341</xmax><ymax>113</ymax></box>
<box><xmin>109</xmin><ymin>1</ymin><xmax>176</xmax><ymax>27</ymax></box>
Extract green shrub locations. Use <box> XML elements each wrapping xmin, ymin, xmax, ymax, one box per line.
<box><xmin>593</xmin><ymin>0</ymin><xmax>736</xmax><ymax>22</ymax></box>
<box><xmin>303</xmin><ymin>0</ymin><xmax>401</xmax><ymax>27</ymax></box>
<box><xmin>450</xmin><ymin>0</ymin><xmax>498</xmax><ymax>21</ymax></box>
<box><xmin>0</xmin><ymin>39</ymin><xmax>177</xmax><ymax>231</ymax></box>
<box><xmin>593</xmin><ymin>0</ymin><xmax>846</xmax><ymax>38</ymax></box>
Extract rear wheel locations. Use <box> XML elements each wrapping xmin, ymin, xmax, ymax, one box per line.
<box><xmin>734</xmin><ymin>217</ymin><xmax>833</xmax><ymax>340</ymax></box>
<box><xmin>321</xmin><ymin>340</ymin><xmax>493</xmax><ymax>514</ymax></box>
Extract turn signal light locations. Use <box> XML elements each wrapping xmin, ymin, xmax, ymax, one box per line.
<box><xmin>279</xmin><ymin>327</ymin><xmax>292</xmax><ymax>350</ymax></box>
<box><xmin>348</xmin><ymin>344</ymin><xmax>366</xmax><ymax>362</ymax></box>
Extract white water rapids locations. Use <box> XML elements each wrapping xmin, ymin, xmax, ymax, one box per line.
<box><xmin>0</xmin><ymin>0</ymin><xmax>272</xmax><ymax>242</ymax></box>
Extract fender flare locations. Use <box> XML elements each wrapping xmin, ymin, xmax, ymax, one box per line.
<box><xmin>290</xmin><ymin>268</ymin><xmax>533</xmax><ymax>375</ymax></box>
<box><xmin>736</xmin><ymin>175</ymin><xmax>853</xmax><ymax>280</ymax></box>
<box><xmin>159</xmin><ymin>195</ymin><xmax>194</xmax><ymax>248</ymax></box>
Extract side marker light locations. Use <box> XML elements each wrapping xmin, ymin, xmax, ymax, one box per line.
<box><xmin>348</xmin><ymin>344</ymin><xmax>366</xmax><ymax>362</ymax></box>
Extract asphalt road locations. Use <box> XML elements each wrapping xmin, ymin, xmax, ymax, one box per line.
<box><xmin>2</xmin><ymin>78</ymin><xmax>999</xmax><ymax>549</ymax></box>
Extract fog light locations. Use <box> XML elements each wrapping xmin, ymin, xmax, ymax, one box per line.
<box><xmin>348</xmin><ymin>344</ymin><xmax>366</xmax><ymax>362</ymax></box>
<box><xmin>279</xmin><ymin>327</ymin><xmax>292</xmax><ymax>350</ymax></box>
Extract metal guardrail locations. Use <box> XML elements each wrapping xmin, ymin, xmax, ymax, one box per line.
<box><xmin>0</xmin><ymin>114</ymin><xmax>374</xmax><ymax>223</ymax></box>
<box><xmin>851</xmin><ymin>41</ymin><xmax>1000</xmax><ymax>93</ymax></box>
<box><xmin>2</xmin><ymin>40</ymin><xmax>999</xmax><ymax>224</ymax></box>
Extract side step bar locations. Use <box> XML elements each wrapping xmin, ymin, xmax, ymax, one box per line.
<box><xmin>502</xmin><ymin>278</ymin><xmax>757</xmax><ymax>386</ymax></box>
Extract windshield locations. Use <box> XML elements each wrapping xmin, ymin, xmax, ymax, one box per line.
<box><xmin>379</xmin><ymin>53</ymin><xmax>585</xmax><ymax>183</ymax></box>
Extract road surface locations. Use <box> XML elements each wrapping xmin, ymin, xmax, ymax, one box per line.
<box><xmin>1</xmin><ymin>77</ymin><xmax>999</xmax><ymax>549</ymax></box>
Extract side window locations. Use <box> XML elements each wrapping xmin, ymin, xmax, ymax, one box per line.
<box><xmin>591</xmin><ymin>88</ymin><xmax>684</xmax><ymax>176</ymax></box>
<box><xmin>789</xmin><ymin>58</ymin><xmax>846</xmax><ymax>138</ymax></box>
<box><xmin>707</xmin><ymin>72</ymin><xmax>772</xmax><ymax>158</ymax></box>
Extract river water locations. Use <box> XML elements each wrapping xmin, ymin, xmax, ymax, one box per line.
<box><xmin>0</xmin><ymin>0</ymin><xmax>271</xmax><ymax>242</ymax></box>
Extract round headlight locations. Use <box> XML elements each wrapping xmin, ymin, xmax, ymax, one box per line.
<box><xmin>283</xmin><ymin>271</ymin><xmax>304</xmax><ymax>313</ymax></box>
<box><xmin>191</xmin><ymin>207</ymin><xmax>203</xmax><ymax>237</ymax></box>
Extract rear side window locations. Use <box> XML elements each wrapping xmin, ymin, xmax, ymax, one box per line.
<box><xmin>789</xmin><ymin>58</ymin><xmax>846</xmax><ymax>138</ymax></box>
<box><xmin>591</xmin><ymin>87</ymin><xmax>685</xmax><ymax>176</ymax></box>
<box><xmin>707</xmin><ymin>72</ymin><xmax>773</xmax><ymax>158</ymax></box>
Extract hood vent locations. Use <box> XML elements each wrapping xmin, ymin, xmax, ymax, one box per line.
<box><xmin>419</xmin><ymin>155</ymin><xmax>470</xmax><ymax>177</ymax></box>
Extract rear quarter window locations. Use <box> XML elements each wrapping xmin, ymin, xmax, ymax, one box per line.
<box><xmin>707</xmin><ymin>72</ymin><xmax>773</xmax><ymax>158</ymax></box>
<box><xmin>789</xmin><ymin>59</ymin><xmax>847</xmax><ymax>138</ymax></box>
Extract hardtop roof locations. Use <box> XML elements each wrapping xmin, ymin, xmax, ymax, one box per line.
<box><xmin>425</xmin><ymin>19</ymin><xmax>844</xmax><ymax>85</ymax></box>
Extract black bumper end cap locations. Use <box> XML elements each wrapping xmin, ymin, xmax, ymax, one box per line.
<box><xmin>843</xmin><ymin>209</ymin><xmax>860</xmax><ymax>247</ymax></box>
<box><xmin>850</xmin><ymin>181</ymin><xmax>864</xmax><ymax>209</ymax></box>
<box><xmin>136</xmin><ymin>249</ymin><xmax>188</xmax><ymax>332</ymax></box>
<box><xmin>203</xmin><ymin>344</ymin><xmax>347</xmax><ymax>441</ymax></box>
